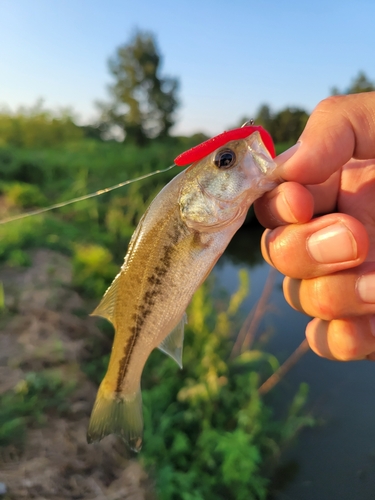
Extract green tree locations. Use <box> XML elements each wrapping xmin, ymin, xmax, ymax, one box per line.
<box><xmin>234</xmin><ymin>105</ymin><xmax>308</xmax><ymax>145</ymax></box>
<box><xmin>268</xmin><ymin>107</ymin><xmax>309</xmax><ymax>144</ymax></box>
<box><xmin>254</xmin><ymin>104</ymin><xmax>273</xmax><ymax>131</ymax></box>
<box><xmin>331</xmin><ymin>71</ymin><xmax>375</xmax><ymax>95</ymax></box>
<box><xmin>100</xmin><ymin>30</ymin><xmax>179</xmax><ymax>145</ymax></box>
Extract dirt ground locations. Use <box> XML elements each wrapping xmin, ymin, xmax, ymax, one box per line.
<box><xmin>0</xmin><ymin>249</ymin><xmax>154</xmax><ymax>500</ymax></box>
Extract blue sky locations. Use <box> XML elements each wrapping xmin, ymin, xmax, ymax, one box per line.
<box><xmin>0</xmin><ymin>0</ymin><xmax>374</xmax><ymax>136</ymax></box>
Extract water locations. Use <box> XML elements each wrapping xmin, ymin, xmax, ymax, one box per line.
<box><xmin>216</xmin><ymin>227</ymin><xmax>375</xmax><ymax>500</ymax></box>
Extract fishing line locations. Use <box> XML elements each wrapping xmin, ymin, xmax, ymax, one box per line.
<box><xmin>0</xmin><ymin>164</ymin><xmax>177</xmax><ymax>225</ymax></box>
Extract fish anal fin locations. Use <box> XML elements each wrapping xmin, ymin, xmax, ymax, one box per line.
<box><xmin>158</xmin><ymin>313</ymin><xmax>187</xmax><ymax>369</ymax></box>
<box><xmin>87</xmin><ymin>384</ymin><xmax>143</xmax><ymax>452</ymax></box>
<box><xmin>90</xmin><ymin>273</ymin><xmax>121</xmax><ymax>324</ymax></box>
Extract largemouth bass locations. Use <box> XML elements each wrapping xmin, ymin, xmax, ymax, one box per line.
<box><xmin>87</xmin><ymin>126</ymin><xmax>279</xmax><ymax>451</ymax></box>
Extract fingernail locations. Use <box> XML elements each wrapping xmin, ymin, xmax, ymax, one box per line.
<box><xmin>357</xmin><ymin>273</ymin><xmax>375</xmax><ymax>304</ymax></box>
<box><xmin>307</xmin><ymin>223</ymin><xmax>357</xmax><ymax>264</ymax></box>
<box><xmin>274</xmin><ymin>142</ymin><xmax>301</xmax><ymax>167</ymax></box>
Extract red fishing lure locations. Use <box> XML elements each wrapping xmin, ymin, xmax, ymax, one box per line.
<box><xmin>174</xmin><ymin>124</ymin><xmax>275</xmax><ymax>166</ymax></box>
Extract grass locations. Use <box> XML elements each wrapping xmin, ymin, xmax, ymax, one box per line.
<box><xmin>0</xmin><ymin>132</ymin><xmax>310</xmax><ymax>498</ymax></box>
<box><xmin>0</xmin><ymin>370</ymin><xmax>76</xmax><ymax>448</ymax></box>
<box><xmin>137</xmin><ymin>278</ymin><xmax>315</xmax><ymax>500</ymax></box>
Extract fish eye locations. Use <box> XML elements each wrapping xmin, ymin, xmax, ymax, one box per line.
<box><xmin>214</xmin><ymin>148</ymin><xmax>236</xmax><ymax>169</ymax></box>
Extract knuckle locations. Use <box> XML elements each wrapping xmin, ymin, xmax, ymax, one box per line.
<box><xmin>315</xmin><ymin>95</ymin><xmax>345</xmax><ymax>113</ymax></box>
<box><xmin>307</xmin><ymin>277</ymin><xmax>337</xmax><ymax>320</ymax></box>
<box><xmin>329</xmin><ymin>320</ymin><xmax>360</xmax><ymax>361</ymax></box>
<box><xmin>270</xmin><ymin>228</ymin><xmax>301</xmax><ymax>275</ymax></box>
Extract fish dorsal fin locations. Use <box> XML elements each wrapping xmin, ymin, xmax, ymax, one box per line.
<box><xmin>158</xmin><ymin>313</ymin><xmax>187</xmax><ymax>369</ymax></box>
<box><xmin>90</xmin><ymin>273</ymin><xmax>121</xmax><ymax>324</ymax></box>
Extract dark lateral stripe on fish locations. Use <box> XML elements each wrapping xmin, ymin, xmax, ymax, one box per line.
<box><xmin>115</xmin><ymin>238</ymin><xmax>177</xmax><ymax>393</ymax></box>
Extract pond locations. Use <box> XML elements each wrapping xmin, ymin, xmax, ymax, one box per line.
<box><xmin>215</xmin><ymin>226</ymin><xmax>375</xmax><ymax>500</ymax></box>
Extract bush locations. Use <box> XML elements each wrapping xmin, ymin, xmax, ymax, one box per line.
<box><xmin>139</xmin><ymin>276</ymin><xmax>314</xmax><ymax>499</ymax></box>
<box><xmin>0</xmin><ymin>370</ymin><xmax>75</xmax><ymax>448</ymax></box>
<box><xmin>0</xmin><ymin>103</ymin><xmax>83</xmax><ymax>149</ymax></box>
<box><xmin>0</xmin><ymin>215</ymin><xmax>81</xmax><ymax>261</ymax></box>
<box><xmin>72</xmin><ymin>243</ymin><xmax>119</xmax><ymax>298</ymax></box>
<box><xmin>0</xmin><ymin>181</ymin><xmax>47</xmax><ymax>208</ymax></box>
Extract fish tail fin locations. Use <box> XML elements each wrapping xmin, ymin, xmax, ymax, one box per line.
<box><xmin>87</xmin><ymin>383</ymin><xmax>143</xmax><ymax>452</ymax></box>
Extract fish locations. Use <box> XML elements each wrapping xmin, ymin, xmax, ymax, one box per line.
<box><xmin>86</xmin><ymin>125</ymin><xmax>279</xmax><ymax>451</ymax></box>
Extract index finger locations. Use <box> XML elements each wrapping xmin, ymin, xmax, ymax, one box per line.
<box><xmin>276</xmin><ymin>92</ymin><xmax>375</xmax><ymax>185</ymax></box>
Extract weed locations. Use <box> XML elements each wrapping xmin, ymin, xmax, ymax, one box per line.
<box><xmin>0</xmin><ymin>181</ymin><xmax>47</xmax><ymax>209</ymax></box>
<box><xmin>72</xmin><ymin>243</ymin><xmax>118</xmax><ymax>298</ymax></box>
<box><xmin>137</xmin><ymin>276</ymin><xmax>314</xmax><ymax>499</ymax></box>
<box><xmin>0</xmin><ymin>282</ymin><xmax>5</xmax><ymax>312</ymax></box>
<box><xmin>81</xmin><ymin>269</ymin><xmax>313</xmax><ymax>499</ymax></box>
<box><xmin>0</xmin><ymin>370</ymin><xmax>76</xmax><ymax>448</ymax></box>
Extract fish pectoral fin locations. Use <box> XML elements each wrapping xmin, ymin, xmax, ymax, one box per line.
<box><xmin>90</xmin><ymin>273</ymin><xmax>121</xmax><ymax>324</ymax></box>
<box><xmin>158</xmin><ymin>313</ymin><xmax>187</xmax><ymax>369</ymax></box>
<box><xmin>87</xmin><ymin>383</ymin><xmax>143</xmax><ymax>452</ymax></box>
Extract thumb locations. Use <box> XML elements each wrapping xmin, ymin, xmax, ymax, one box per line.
<box><xmin>275</xmin><ymin>92</ymin><xmax>375</xmax><ymax>185</ymax></box>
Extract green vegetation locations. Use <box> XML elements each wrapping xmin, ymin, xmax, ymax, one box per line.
<box><xmin>138</xmin><ymin>277</ymin><xmax>314</xmax><ymax>500</ymax></box>
<box><xmin>100</xmin><ymin>30</ymin><xmax>180</xmax><ymax>144</ymax></box>
<box><xmin>331</xmin><ymin>70</ymin><xmax>375</xmax><ymax>96</ymax></box>
<box><xmin>0</xmin><ymin>282</ymin><xmax>5</xmax><ymax>311</ymax></box>
<box><xmin>72</xmin><ymin>243</ymin><xmax>119</xmax><ymax>297</ymax></box>
<box><xmin>0</xmin><ymin>370</ymin><xmax>75</xmax><ymax>448</ymax></box>
<box><xmin>77</xmin><ymin>269</ymin><xmax>314</xmax><ymax>499</ymax></box>
<box><xmin>0</xmin><ymin>105</ymin><xmax>311</xmax><ymax>498</ymax></box>
<box><xmin>0</xmin><ymin>100</ymin><xmax>83</xmax><ymax>148</ymax></box>
<box><xmin>0</xmin><ymin>122</ymin><xmax>203</xmax><ymax>269</ymax></box>
<box><xmin>0</xmin><ymin>32</ymin><xmax>371</xmax><ymax>495</ymax></box>
<box><xmin>247</xmin><ymin>72</ymin><xmax>375</xmax><ymax>147</ymax></box>
<box><xmin>253</xmin><ymin>105</ymin><xmax>309</xmax><ymax>145</ymax></box>
<box><xmin>0</xmin><ymin>181</ymin><xmax>47</xmax><ymax>208</ymax></box>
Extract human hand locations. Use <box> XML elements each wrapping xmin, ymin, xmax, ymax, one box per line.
<box><xmin>254</xmin><ymin>92</ymin><xmax>375</xmax><ymax>361</ymax></box>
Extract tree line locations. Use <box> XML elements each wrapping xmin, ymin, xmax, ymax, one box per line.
<box><xmin>98</xmin><ymin>30</ymin><xmax>374</xmax><ymax>146</ymax></box>
<box><xmin>101</xmin><ymin>31</ymin><xmax>375</xmax><ymax>145</ymax></box>
<box><xmin>1</xmin><ymin>30</ymin><xmax>374</xmax><ymax>149</ymax></box>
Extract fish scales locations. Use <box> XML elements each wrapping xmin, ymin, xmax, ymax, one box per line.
<box><xmin>87</xmin><ymin>131</ymin><xmax>279</xmax><ymax>451</ymax></box>
<box><xmin>100</xmin><ymin>173</ymin><xmax>225</xmax><ymax>394</ymax></box>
